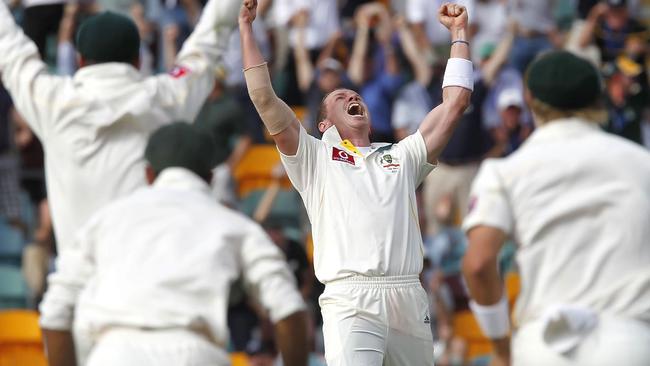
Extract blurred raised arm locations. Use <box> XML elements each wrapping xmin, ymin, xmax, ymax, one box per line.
<box><xmin>418</xmin><ymin>3</ymin><xmax>472</xmax><ymax>163</ymax></box>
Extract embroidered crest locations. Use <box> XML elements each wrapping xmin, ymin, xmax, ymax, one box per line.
<box><xmin>377</xmin><ymin>151</ymin><xmax>400</xmax><ymax>173</ymax></box>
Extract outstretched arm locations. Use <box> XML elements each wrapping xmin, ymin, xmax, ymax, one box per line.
<box><xmin>418</xmin><ymin>3</ymin><xmax>473</xmax><ymax>163</ymax></box>
<box><xmin>395</xmin><ymin>14</ymin><xmax>431</xmax><ymax>86</ymax></box>
<box><xmin>155</xmin><ymin>0</ymin><xmax>239</xmax><ymax>122</ymax></box>
<box><xmin>0</xmin><ymin>1</ymin><xmax>66</xmax><ymax>139</ymax></box>
<box><xmin>240</xmin><ymin>0</ymin><xmax>300</xmax><ymax>155</ymax></box>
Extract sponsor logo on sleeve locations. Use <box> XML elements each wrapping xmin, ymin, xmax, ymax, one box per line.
<box><xmin>332</xmin><ymin>147</ymin><xmax>355</xmax><ymax>166</ymax></box>
<box><xmin>169</xmin><ymin>65</ymin><xmax>190</xmax><ymax>78</ymax></box>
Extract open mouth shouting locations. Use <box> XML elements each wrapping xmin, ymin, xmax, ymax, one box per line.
<box><xmin>346</xmin><ymin>101</ymin><xmax>365</xmax><ymax>118</ymax></box>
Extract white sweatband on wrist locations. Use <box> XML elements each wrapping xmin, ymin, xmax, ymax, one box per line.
<box><xmin>469</xmin><ymin>295</ymin><xmax>510</xmax><ymax>339</ymax></box>
<box><xmin>442</xmin><ymin>58</ymin><xmax>474</xmax><ymax>91</ymax></box>
<box><xmin>244</xmin><ymin>63</ymin><xmax>296</xmax><ymax>135</ymax></box>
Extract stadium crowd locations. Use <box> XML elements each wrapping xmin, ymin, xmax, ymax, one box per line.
<box><xmin>0</xmin><ymin>0</ymin><xmax>649</xmax><ymax>365</ymax></box>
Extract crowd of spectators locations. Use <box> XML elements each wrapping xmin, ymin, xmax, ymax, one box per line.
<box><xmin>1</xmin><ymin>0</ymin><xmax>649</xmax><ymax>365</ymax></box>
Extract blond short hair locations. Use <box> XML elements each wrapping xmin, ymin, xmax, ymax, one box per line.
<box><xmin>529</xmin><ymin>97</ymin><xmax>608</xmax><ymax>126</ymax></box>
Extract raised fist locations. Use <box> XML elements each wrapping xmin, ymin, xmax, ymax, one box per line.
<box><xmin>438</xmin><ymin>2</ymin><xmax>468</xmax><ymax>30</ymax></box>
<box><xmin>239</xmin><ymin>0</ymin><xmax>257</xmax><ymax>24</ymax></box>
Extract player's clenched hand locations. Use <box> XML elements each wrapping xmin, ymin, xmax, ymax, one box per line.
<box><xmin>239</xmin><ymin>0</ymin><xmax>257</xmax><ymax>24</ymax></box>
<box><xmin>438</xmin><ymin>2</ymin><xmax>468</xmax><ymax>30</ymax></box>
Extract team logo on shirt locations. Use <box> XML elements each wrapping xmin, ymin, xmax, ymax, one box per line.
<box><xmin>377</xmin><ymin>151</ymin><xmax>400</xmax><ymax>173</ymax></box>
<box><xmin>332</xmin><ymin>147</ymin><xmax>355</xmax><ymax>165</ymax></box>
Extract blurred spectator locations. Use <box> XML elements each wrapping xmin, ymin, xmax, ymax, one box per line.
<box><xmin>471</xmin><ymin>0</ymin><xmax>507</xmax><ymax>63</ymax></box>
<box><xmin>292</xmin><ymin>13</ymin><xmax>353</xmax><ymax>136</ymax></box>
<box><xmin>0</xmin><ymin>83</ymin><xmax>23</xmax><ymax>230</ymax></box>
<box><xmin>194</xmin><ymin>69</ymin><xmax>251</xmax><ymax>206</ymax></box>
<box><xmin>159</xmin><ymin>0</ymin><xmax>203</xmax><ymax>71</ymax></box>
<box><xmin>418</xmin><ymin>23</ymin><xmax>515</xmax><ymax>236</ymax></box>
<box><xmin>263</xmin><ymin>218</ymin><xmax>314</xmax><ymax>300</ymax></box>
<box><xmin>579</xmin><ymin>0</ymin><xmax>649</xmax><ymax>63</ymax></box>
<box><xmin>348</xmin><ymin>2</ymin><xmax>403</xmax><ymax>142</ymax></box>
<box><xmin>603</xmin><ymin>56</ymin><xmax>648</xmax><ymax>144</ymax></box>
<box><xmin>507</xmin><ymin>0</ymin><xmax>561</xmax><ymax>73</ymax></box>
<box><xmin>272</xmin><ymin>0</ymin><xmax>340</xmax><ymax>105</ymax></box>
<box><xmin>405</xmin><ymin>0</ymin><xmax>475</xmax><ymax>63</ymax></box>
<box><xmin>490</xmin><ymin>88</ymin><xmax>532</xmax><ymax>156</ymax></box>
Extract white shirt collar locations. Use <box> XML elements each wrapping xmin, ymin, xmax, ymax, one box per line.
<box><xmin>321</xmin><ymin>126</ymin><xmax>391</xmax><ymax>157</ymax></box>
<box><xmin>153</xmin><ymin>167</ymin><xmax>211</xmax><ymax>194</ymax></box>
<box><xmin>525</xmin><ymin>118</ymin><xmax>600</xmax><ymax>146</ymax></box>
<box><xmin>73</xmin><ymin>63</ymin><xmax>142</xmax><ymax>84</ymax></box>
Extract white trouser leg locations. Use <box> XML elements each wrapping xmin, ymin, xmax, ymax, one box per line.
<box><xmin>320</xmin><ymin>275</ymin><xmax>434</xmax><ymax>366</ymax></box>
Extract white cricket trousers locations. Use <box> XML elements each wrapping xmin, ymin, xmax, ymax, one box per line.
<box><xmin>85</xmin><ymin>328</ymin><xmax>230</xmax><ymax>366</ymax></box>
<box><xmin>513</xmin><ymin>314</ymin><xmax>650</xmax><ymax>366</ymax></box>
<box><xmin>319</xmin><ymin>275</ymin><xmax>435</xmax><ymax>366</ymax></box>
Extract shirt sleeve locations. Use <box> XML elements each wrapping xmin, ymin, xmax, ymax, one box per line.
<box><xmin>39</xmin><ymin>215</ymin><xmax>98</xmax><ymax>330</ymax></box>
<box><xmin>0</xmin><ymin>2</ymin><xmax>68</xmax><ymax>140</ymax></box>
<box><xmin>151</xmin><ymin>0</ymin><xmax>235</xmax><ymax>123</ymax></box>
<box><xmin>279</xmin><ymin>125</ymin><xmax>326</xmax><ymax>193</ymax></box>
<box><xmin>462</xmin><ymin>160</ymin><xmax>514</xmax><ymax>234</ymax></box>
<box><xmin>398</xmin><ymin>130</ymin><xmax>436</xmax><ymax>187</ymax></box>
<box><xmin>240</xmin><ymin>224</ymin><xmax>306</xmax><ymax>323</ymax></box>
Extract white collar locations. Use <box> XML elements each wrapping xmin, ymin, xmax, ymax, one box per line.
<box><xmin>525</xmin><ymin>118</ymin><xmax>600</xmax><ymax>146</ymax></box>
<box><xmin>73</xmin><ymin>63</ymin><xmax>142</xmax><ymax>85</ymax></box>
<box><xmin>153</xmin><ymin>167</ymin><xmax>211</xmax><ymax>194</ymax></box>
<box><xmin>321</xmin><ymin>126</ymin><xmax>391</xmax><ymax>157</ymax></box>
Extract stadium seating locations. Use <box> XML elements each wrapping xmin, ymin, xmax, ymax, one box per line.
<box><xmin>0</xmin><ymin>310</ymin><xmax>47</xmax><ymax>366</ymax></box>
<box><xmin>233</xmin><ymin>145</ymin><xmax>293</xmax><ymax>198</ymax></box>
<box><xmin>0</xmin><ymin>220</ymin><xmax>25</xmax><ymax>266</ymax></box>
<box><xmin>0</xmin><ymin>265</ymin><xmax>28</xmax><ymax>309</ymax></box>
<box><xmin>239</xmin><ymin>188</ymin><xmax>302</xmax><ymax>229</ymax></box>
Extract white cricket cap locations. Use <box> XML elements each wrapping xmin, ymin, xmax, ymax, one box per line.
<box><xmin>497</xmin><ymin>88</ymin><xmax>524</xmax><ymax>111</ymax></box>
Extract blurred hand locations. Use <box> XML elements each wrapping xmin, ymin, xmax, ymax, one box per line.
<box><xmin>291</xmin><ymin>9</ymin><xmax>309</xmax><ymax>28</ymax></box>
<box><xmin>163</xmin><ymin>25</ymin><xmax>180</xmax><ymax>45</ymax></box>
<box><xmin>438</xmin><ymin>2</ymin><xmax>468</xmax><ymax>30</ymax></box>
<box><xmin>589</xmin><ymin>2</ymin><xmax>609</xmax><ymax>20</ymax></box>
<box><xmin>239</xmin><ymin>0</ymin><xmax>257</xmax><ymax>24</ymax></box>
<box><xmin>489</xmin><ymin>354</ymin><xmax>511</xmax><ymax>366</ymax></box>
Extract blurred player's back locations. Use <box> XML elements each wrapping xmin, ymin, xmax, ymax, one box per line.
<box><xmin>492</xmin><ymin>119</ymin><xmax>650</xmax><ymax>324</ymax></box>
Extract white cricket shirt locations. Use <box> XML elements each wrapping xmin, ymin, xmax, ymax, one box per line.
<box><xmin>0</xmin><ymin>0</ymin><xmax>235</xmax><ymax>254</ymax></box>
<box><xmin>463</xmin><ymin>118</ymin><xmax>650</xmax><ymax>324</ymax></box>
<box><xmin>39</xmin><ymin>168</ymin><xmax>305</xmax><ymax>347</ymax></box>
<box><xmin>280</xmin><ymin>126</ymin><xmax>435</xmax><ymax>283</ymax></box>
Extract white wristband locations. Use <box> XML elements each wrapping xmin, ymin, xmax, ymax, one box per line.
<box><xmin>469</xmin><ymin>295</ymin><xmax>510</xmax><ymax>339</ymax></box>
<box><xmin>442</xmin><ymin>58</ymin><xmax>474</xmax><ymax>91</ymax></box>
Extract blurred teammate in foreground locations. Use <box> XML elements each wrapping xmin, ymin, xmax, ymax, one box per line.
<box><xmin>240</xmin><ymin>0</ymin><xmax>473</xmax><ymax>364</ymax></box>
<box><xmin>462</xmin><ymin>51</ymin><xmax>650</xmax><ymax>366</ymax></box>
<box><xmin>0</xmin><ymin>0</ymin><xmax>239</xmax><ymax>258</ymax></box>
<box><xmin>39</xmin><ymin>123</ymin><xmax>309</xmax><ymax>366</ymax></box>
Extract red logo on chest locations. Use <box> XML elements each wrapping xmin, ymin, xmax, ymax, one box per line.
<box><xmin>332</xmin><ymin>147</ymin><xmax>355</xmax><ymax>165</ymax></box>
